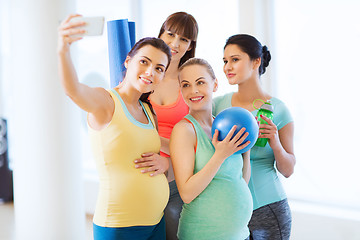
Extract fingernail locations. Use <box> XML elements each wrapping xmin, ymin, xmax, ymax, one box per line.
<box><xmin>135</xmin><ymin>165</ymin><xmax>138</xmax><ymax>168</ymax></box>
<box><xmin>141</xmin><ymin>170</ymin><xmax>145</xmax><ymax>173</ymax></box>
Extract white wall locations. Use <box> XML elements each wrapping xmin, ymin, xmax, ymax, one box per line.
<box><xmin>290</xmin><ymin>201</ymin><xmax>360</xmax><ymax>240</ymax></box>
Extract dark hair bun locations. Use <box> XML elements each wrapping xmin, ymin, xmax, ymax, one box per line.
<box><xmin>260</xmin><ymin>45</ymin><xmax>271</xmax><ymax>75</ymax></box>
<box><xmin>224</xmin><ymin>34</ymin><xmax>271</xmax><ymax>76</ymax></box>
<box><xmin>262</xmin><ymin>46</ymin><xmax>271</xmax><ymax>67</ymax></box>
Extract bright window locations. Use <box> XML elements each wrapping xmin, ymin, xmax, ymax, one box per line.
<box><xmin>274</xmin><ymin>0</ymin><xmax>360</xmax><ymax>209</ymax></box>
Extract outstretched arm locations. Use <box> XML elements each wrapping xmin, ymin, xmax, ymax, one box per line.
<box><xmin>160</xmin><ymin>137</ymin><xmax>170</xmax><ymax>156</ymax></box>
<box><xmin>57</xmin><ymin>14</ymin><xmax>113</xmax><ymax>126</ymax></box>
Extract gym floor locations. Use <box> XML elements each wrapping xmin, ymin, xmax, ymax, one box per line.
<box><xmin>0</xmin><ymin>202</ymin><xmax>94</xmax><ymax>240</ymax></box>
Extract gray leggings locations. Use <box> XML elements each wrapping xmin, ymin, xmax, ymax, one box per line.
<box><xmin>249</xmin><ymin>199</ymin><xmax>292</xmax><ymax>240</ymax></box>
<box><xmin>164</xmin><ymin>180</ymin><xmax>183</xmax><ymax>240</ymax></box>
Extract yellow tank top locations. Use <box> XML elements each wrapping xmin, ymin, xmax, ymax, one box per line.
<box><xmin>88</xmin><ymin>89</ymin><xmax>169</xmax><ymax>227</ymax></box>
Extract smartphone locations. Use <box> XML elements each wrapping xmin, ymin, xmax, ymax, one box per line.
<box><xmin>70</xmin><ymin>16</ymin><xmax>105</xmax><ymax>37</ymax></box>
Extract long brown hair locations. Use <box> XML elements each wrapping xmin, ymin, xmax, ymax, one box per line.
<box><xmin>126</xmin><ymin>37</ymin><xmax>172</xmax><ymax>115</ymax></box>
<box><xmin>158</xmin><ymin>12</ymin><xmax>199</xmax><ymax>67</ymax></box>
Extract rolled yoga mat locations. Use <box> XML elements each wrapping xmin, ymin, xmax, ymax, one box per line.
<box><xmin>107</xmin><ymin>19</ymin><xmax>136</xmax><ymax>88</ymax></box>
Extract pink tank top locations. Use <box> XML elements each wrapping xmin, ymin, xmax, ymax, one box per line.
<box><xmin>151</xmin><ymin>92</ymin><xmax>189</xmax><ymax>157</ymax></box>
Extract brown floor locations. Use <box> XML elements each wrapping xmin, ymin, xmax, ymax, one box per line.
<box><xmin>0</xmin><ymin>202</ymin><xmax>93</xmax><ymax>240</ymax></box>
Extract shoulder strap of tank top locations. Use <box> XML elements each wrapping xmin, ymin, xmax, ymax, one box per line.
<box><xmin>183</xmin><ymin>117</ymin><xmax>197</xmax><ymax>153</ymax></box>
<box><xmin>141</xmin><ymin>102</ymin><xmax>156</xmax><ymax>129</ymax></box>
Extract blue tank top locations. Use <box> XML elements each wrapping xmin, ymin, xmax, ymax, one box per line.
<box><xmin>178</xmin><ymin>114</ymin><xmax>253</xmax><ymax>240</ymax></box>
<box><xmin>213</xmin><ymin>93</ymin><xmax>293</xmax><ymax>210</ymax></box>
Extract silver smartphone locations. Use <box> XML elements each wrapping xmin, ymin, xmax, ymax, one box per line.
<box><xmin>70</xmin><ymin>16</ymin><xmax>105</xmax><ymax>37</ymax></box>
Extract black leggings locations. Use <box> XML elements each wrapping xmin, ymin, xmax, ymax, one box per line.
<box><xmin>249</xmin><ymin>199</ymin><xmax>292</xmax><ymax>240</ymax></box>
<box><xmin>164</xmin><ymin>180</ymin><xmax>183</xmax><ymax>240</ymax></box>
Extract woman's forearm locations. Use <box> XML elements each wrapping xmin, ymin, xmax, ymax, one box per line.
<box><xmin>160</xmin><ymin>137</ymin><xmax>170</xmax><ymax>155</ymax></box>
<box><xmin>178</xmin><ymin>152</ymin><xmax>225</xmax><ymax>204</ymax></box>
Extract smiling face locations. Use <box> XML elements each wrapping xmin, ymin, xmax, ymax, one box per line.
<box><xmin>223</xmin><ymin>44</ymin><xmax>260</xmax><ymax>85</ymax></box>
<box><xmin>158</xmin><ymin>12</ymin><xmax>198</xmax><ymax>66</ymax></box>
<box><xmin>125</xmin><ymin>45</ymin><xmax>169</xmax><ymax>93</ymax></box>
<box><xmin>179</xmin><ymin>64</ymin><xmax>217</xmax><ymax>112</ymax></box>
<box><xmin>160</xmin><ymin>30</ymin><xmax>192</xmax><ymax>63</ymax></box>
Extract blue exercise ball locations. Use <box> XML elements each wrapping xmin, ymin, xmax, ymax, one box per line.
<box><xmin>211</xmin><ymin>107</ymin><xmax>259</xmax><ymax>154</ymax></box>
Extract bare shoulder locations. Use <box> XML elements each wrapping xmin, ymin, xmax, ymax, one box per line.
<box><xmin>87</xmin><ymin>88</ymin><xmax>115</xmax><ymax>128</ymax></box>
<box><xmin>170</xmin><ymin>119</ymin><xmax>197</xmax><ymax>161</ymax></box>
<box><xmin>95</xmin><ymin>87</ymin><xmax>113</xmax><ymax>101</ymax></box>
<box><xmin>172</xmin><ymin>119</ymin><xmax>195</xmax><ymax>136</ymax></box>
<box><xmin>170</xmin><ymin>119</ymin><xmax>196</xmax><ymax>145</ymax></box>
<box><xmin>89</xmin><ymin>87</ymin><xmax>114</xmax><ymax>114</ymax></box>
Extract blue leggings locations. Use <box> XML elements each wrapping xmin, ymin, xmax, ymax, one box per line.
<box><xmin>93</xmin><ymin>216</ymin><xmax>166</xmax><ymax>240</ymax></box>
<box><xmin>249</xmin><ymin>199</ymin><xmax>292</xmax><ymax>240</ymax></box>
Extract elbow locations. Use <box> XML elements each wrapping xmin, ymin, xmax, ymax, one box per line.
<box><xmin>181</xmin><ymin>195</ymin><xmax>194</xmax><ymax>204</ymax></box>
<box><xmin>281</xmin><ymin>165</ymin><xmax>295</xmax><ymax>178</ymax></box>
<box><xmin>183</xmin><ymin>199</ymin><xmax>192</xmax><ymax>204</ymax></box>
<box><xmin>65</xmin><ymin>91</ymin><xmax>76</xmax><ymax>102</ymax></box>
<box><xmin>64</xmin><ymin>87</ymin><xmax>79</xmax><ymax>100</ymax></box>
<box><xmin>64</xmin><ymin>90</ymin><xmax>72</xmax><ymax>98</ymax></box>
<box><xmin>178</xmin><ymin>191</ymin><xmax>195</xmax><ymax>204</ymax></box>
<box><xmin>282</xmin><ymin>170</ymin><xmax>293</xmax><ymax>178</ymax></box>
<box><xmin>279</xmin><ymin>156</ymin><xmax>296</xmax><ymax>178</ymax></box>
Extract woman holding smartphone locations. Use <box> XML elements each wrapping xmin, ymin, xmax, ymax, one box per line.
<box><xmin>58</xmin><ymin>14</ymin><xmax>172</xmax><ymax>240</ymax></box>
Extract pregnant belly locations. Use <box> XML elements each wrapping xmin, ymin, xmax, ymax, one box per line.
<box><xmin>94</xmin><ymin>173</ymin><xmax>170</xmax><ymax>227</ymax></box>
<box><xmin>182</xmin><ymin>178</ymin><xmax>253</xmax><ymax>228</ymax></box>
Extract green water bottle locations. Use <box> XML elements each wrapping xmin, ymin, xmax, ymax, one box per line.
<box><xmin>253</xmin><ymin>99</ymin><xmax>274</xmax><ymax>147</ymax></box>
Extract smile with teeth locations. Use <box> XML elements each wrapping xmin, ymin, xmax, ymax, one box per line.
<box><xmin>140</xmin><ymin>76</ymin><xmax>152</xmax><ymax>85</ymax></box>
<box><xmin>190</xmin><ymin>96</ymin><xmax>204</xmax><ymax>102</ymax></box>
<box><xmin>171</xmin><ymin>49</ymin><xmax>178</xmax><ymax>55</ymax></box>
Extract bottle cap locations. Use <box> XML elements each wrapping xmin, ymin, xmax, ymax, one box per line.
<box><xmin>253</xmin><ymin>99</ymin><xmax>273</xmax><ymax>112</ymax></box>
<box><xmin>260</xmin><ymin>101</ymin><xmax>273</xmax><ymax>112</ymax></box>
